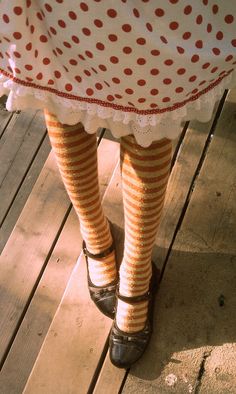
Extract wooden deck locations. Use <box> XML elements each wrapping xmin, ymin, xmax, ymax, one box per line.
<box><xmin>0</xmin><ymin>90</ymin><xmax>236</xmax><ymax>394</ymax></box>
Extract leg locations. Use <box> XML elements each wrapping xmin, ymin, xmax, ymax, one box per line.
<box><xmin>44</xmin><ymin>109</ymin><xmax>117</xmax><ymax>288</ymax></box>
<box><xmin>117</xmin><ymin>135</ymin><xmax>172</xmax><ymax>332</ymax></box>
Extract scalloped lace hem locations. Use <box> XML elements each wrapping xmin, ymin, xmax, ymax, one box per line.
<box><xmin>0</xmin><ymin>70</ymin><xmax>236</xmax><ymax>147</ymax></box>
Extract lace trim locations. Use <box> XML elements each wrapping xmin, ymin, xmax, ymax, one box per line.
<box><xmin>0</xmin><ymin>68</ymin><xmax>236</xmax><ymax>147</ymax></box>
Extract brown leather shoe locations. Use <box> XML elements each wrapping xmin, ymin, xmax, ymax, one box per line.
<box><xmin>82</xmin><ymin>239</ymin><xmax>118</xmax><ymax>319</ymax></box>
<box><xmin>109</xmin><ymin>262</ymin><xmax>159</xmax><ymax>368</ymax></box>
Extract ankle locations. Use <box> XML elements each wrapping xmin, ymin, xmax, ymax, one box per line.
<box><xmin>116</xmin><ymin>298</ymin><xmax>148</xmax><ymax>333</ymax></box>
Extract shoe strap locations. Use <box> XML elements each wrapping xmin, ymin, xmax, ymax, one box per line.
<box><xmin>116</xmin><ymin>290</ymin><xmax>151</xmax><ymax>304</ymax></box>
<box><xmin>82</xmin><ymin>240</ymin><xmax>115</xmax><ymax>259</ymax></box>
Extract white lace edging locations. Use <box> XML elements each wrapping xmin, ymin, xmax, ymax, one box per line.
<box><xmin>0</xmin><ymin>70</ymin><xmax>236</xmax><ymax>147</ymax></box>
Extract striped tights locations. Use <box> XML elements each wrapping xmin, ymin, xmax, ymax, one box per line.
<box><xmin>44</xmin><ymin>111</ymin><xmax>172</xmax><ymax>333</ymax></box>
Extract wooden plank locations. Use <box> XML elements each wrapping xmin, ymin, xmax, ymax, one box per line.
<box><xmin>0</xmin><ymin>135</ymin><xmax>50</xmax><ymax>253</ymax></box>
<box><xmin>0</xmin><ymin>151</ymin><xmax>70</xmax><ymax>365</ymax></box>
<box><xmin>23</xmin><ymin>159</ymin><xmax>123</xmax><ymax>394</ymax></box>
<box><xmin>0</xmin><ymin>110</ymin><xmax>47</xmax><ymax>227</ymax></box>
<box><xmin>93</xmin><ymin>104</ymin><xmax>223</xmax><ymax>392</ymax></box>
<box><xmin>0</xmin><ymin>136</ymin><xmax>120</xmax><ymax>394</ymax></box>
<box><xmin>122</xmin><ymin>89</ymin><xmax>236</xmax><ymax>393</ymax></box>
<box><xmin>0</xmin><ymin>96</ymin><xmax>13</xmax><ymax>139</ymax></box>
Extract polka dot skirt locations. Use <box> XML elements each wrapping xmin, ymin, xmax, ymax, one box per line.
<box><xmin>0</xmin><ymin>0</ymin><xmax>236</xmax><ymax>146</ymax></box>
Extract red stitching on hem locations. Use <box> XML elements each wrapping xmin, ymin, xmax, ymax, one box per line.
<box><xmin>0</xmin><ymin>68</ymin><xmax>233</xmax><ymax>115</ymax></box>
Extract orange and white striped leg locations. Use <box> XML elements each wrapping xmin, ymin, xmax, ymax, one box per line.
<box><xmin>44</xmin><ymin>109</ymin><xmax>117</xmax><ymax>286</ymax></box>
<box><xmin>117</xmin><ymin>135</ymin><xmax>172</xmax><ymax>333</ymax></box>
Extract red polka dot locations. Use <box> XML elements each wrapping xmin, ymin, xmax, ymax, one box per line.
<box><xmin>69</xmin><ymin>11</ymin><xmax>77</xmax><ymax>20</ymax></box>
<box><xmin>13</xmin><ymin>51</ymin><xmax>21</xmax><ymax>58</ymax></box>
<box><xmin>199</xmin><ymin>80</ymin><xmax>206</xmax><ymax>86</ymax></box>
<box><xmin>183</xmin><ymin>32</ymin><xmax>191</xmax><ymax>40</ymax></box>
<box><xmin>207</xmin><ymin>23</ymin><xmax>212</xmax><ymax>33</ymax></box>
<box><xmin>177</xmin><ymin>68</ymin><xmax>186</xmax><ymax>75</ymax></box>
<box><xmin>110</xmin><ymin>56</ymin><xmax>119</xmax><ymax>64</ymax></box>
<box><xmin>191</xmin><ymin>54</ymin><xmax>200</xmax><ymax>63</ymax></box>
<box><xmin>107</xmin><ymin>95</ymin><xmax>115</xmax><ymax>101</ymax></box>
<box><xmin>196</xmin><ymin>15</ymin><xmax>203</xmax><ymax>24</ymax></box>
<box><xmin>25</xmin><ymin>64</ymin><xmax>33</xmax><ymax>70</ymax></box>
<box><xmin>43</xmin><ymin>57</ymin><xmax>50</xmax><ymax>65</ymax></box>
<box><xmin>150</xmin><ymin>68</ymin><xmax>159</xmax><ymax>75</ymax></box>
<box><xmin>94</xmin><ymin>19</ymin><xmax>103</xmax><ymax>28</ymax></box>
<box><xmin>63</xmin><ymin>41</ymin><xmax>71</xmax><ymax>48</ymax></box>
<box><xmin>184</xmin><ymin>5</ymin><xmax>192</xmax><ymax>15</ymax></box>
<box><xmin>54</xmin><ymin>70</ymin><xmax>61</xmax><ymax>78</ymax></box>
<box><xmin>125</xmin><ymin>88</ymin><xmax>134</xmax><ymax>95</ymax></box>
<box><xmin>202</xmin><ymin>62</ymin><xmax>210</xmax><ymax>69</ymax></box>
<box><xmin>26</xmin><ymin>0</ymin><xmax>31</xmax><ymax>7</ymax></box>
<box><xmin>104</xmin><ymin>81</ymin><xmax>110</xmax><ymax>87</ymax></box>
<box><xmin>3</xmin><ymin>14</ymin><xmax>10</xmax><ymax>23</ymax></box>
<box><xmin>58</xmin><ymin>20</ymin><xmax>66</xmax><ymax>28</ymax></box>
<box><xmin>137</xmin><ymin>58</ymin><xmax>146</xmax><ymax>65</ymax></box>
<box><xmin>160</xmin><ymin>36</ymin><xmax>168</xmax><ymax>44</ymax></box>
<box><xmin>14</xmin><ymin>67</ymin><xmax>21</xmax><ymax>74</ymax></box>
<box><xmin>216</xmin><ymin>31</ymin><xmax>223</xmax><ymax>40</ymax></box>
<box><xmin>123</xmin><ymin>46</ymin><xmax>132</xmax><ymax>54</ymax></box>
<box><xmin>146</xmin><ymin>23</ymin><xmax>153</xmax><ymax>32</ymax></box>
<box><xmin>85</xmin><ymin>50</ymin><xmax>93</xmax><ymax>58</ymax></box>
<box><xmin>191</xmin><ymin>89</ymin><xmax>198</xmax><ymax>94</ymax></box>
<box><xmin>86</xmin><ymin>88</ymin><xmax>94</xmax><ymax>96</ymax></box>
<box><xmin>72</xmin><ymin>35</ymin><xmax>80</xmax><ymax>44</ymax></box>
<box><xmin>36</xmin><ymin>72</ymin><xmax>43</xmax><ymax>80</ymax></box>
<box><xmin>13</xmin><ymin>32</ymin><xmax>22</xmax><ymax>40</ymax></box>
<box><xmin>225</xmin><ymin>55</ymin><xmax>233</xmax><ymax>62</ymax></box>
<box><xmin>82</xmin><ymin>28</ymin><xmax>91</xmax><ymax>36</ymax></box>
<box><xmin>203</xmin><ymin>0</ymin><xmax>208</xmax><ymax>4</ymax></box>
<box><xmin>34</xmin><ymin>50</ymin><xmax>38</xmax><ymax>58</ymax></box>
<box><xmin>48</xmin><ymin>79</ymin><xmax>54</xmax><ymax>85</ymax></box>
<box><xmin>69</xmin><ymin>58</ymin><xmax>78</xmax><ymax>65</ymax></box>
<box><xmin>115</xmin><ymin>94</ymin><xmax>122</xmax><ymax>99</ymax></box>
<box><xmin>137</xmin><ymin>37</ymin><xmax>146</xmax><ymax>45</ymax></box>
<box><xmin>107</xmin><ymin>9</ymin><xmax>117</xmax><ymax>17</ymax></box>
<box><xmin>26</xmin><ymin>77</ymin><xmax>34</xmax><ymax>82</ymax></box>
<box><xmin>195</xmin><ymin>40</ymin><xmax>203</xmax><ymax>48</ymax></box>
<box><xmin>40</xmin><ymin>35</ymin><xmax>48</xmax><ymax>42</ymax></box>
<box><xmin>225</xmin><ymin>15</ymin><xmax>234</xmax><ymax>24</ymax></box>
<box><xmin>163</xmin><ymin>78</ymin><xmax>172</xmax><ymax>84</ymax></box>
<box><xmin>26</xmin><ymin>42</ymin><xmax>32</xmax><ymax>50</ymax></box>
<box><xmin>164</xmin><ymin>59</ymin><xmax>174</xmax><ymax>66</ymax></box>
<box><xmin>37</xmin><ymin>12</ymin><xmax>43</xmax><ymax>21</ymax></box>
<box><xmin>212</xmin><ymin>4</ymin><xmax>218</xmax><ymax>14</ymax></box>
<box><xmin>155</xmin><ymin>8</ymin><xmax>165</xmax><ymax>17</ymax></box>
<box><xmin>84</xmin><ymin>69</ymin><xmax>91</xmax><ymax>76</ymax></box>
<box><xmin>169</xmin><ymin>0</ymin><xmax>179</xmax><ymax>3</ymax></box>
<box><xmin>99</xmin><ymin>64</ymin><xmax>107</xmax><ymax>71</ymax></box>
<box><xmin>175</xmin><ymin>87</ymin><xmax>184</xmax><ymax>93</ymax></box>
<box><xmin>150</xmin><ymin>89</ymin><xmax>159</xmax><ymax>95</ymax></box>
<box><xmin>80</xmin><ymin>2</ymin><xmax>88</xmax><ymax>11</ymax></box>
<box><xmin>138</xmin><ymin>98</ymin><xmax>146</xmax><ymax>103</ymax></box>
<box><xmin>112</xmin><ymin>77</ymin><xmax>120</xmax><ymax>84</ymax></box>
<box><xmin>95</xmin><ymin>83</ymin><xmax>103</xmax><ymax>90</ymax></box>
<box><xmin>162</xmin><ymin>97</ymin><xmax>170</xmax><ymax>102</ymax></box>
<box><xmin>96</xmin><ymin>42</ymin><xmax>105</xmax><ymax>50</ymax></box>
<box><xmin>50</xmin><ymin>26</ymin><xmax>57</xmax><ymax>35</ymax></box>
<box><xmin>212</xmin><ymin>47</ymin><xmax>221</xmax><ymax>55</ymax></box>
<box><xmin>65</xmin><ymin>84</ymin><xmax>72</xmax><ymax>91</ymax></box>
<box><xmin>45</xmin><ymin>3</ymin><xmax>52</xmax><ymax>12</ymax></box>
<box><xmin>78</xmin><ymin>54</ymin><xmax>85</xmax><ymax>60</ymax></box>
<box><xmin>189</xmin><ymin>75</ymin><xmax>197</xmax><ymax>82</ymax></box>
<box><xmin>150</xmin><ymin>103</ymin><xmax>158</xmax><ymax>108</ymax></box>
<box><xmin>211</xmin><ymin>66</ymin><xmax>218</xmax><ymax>73</ymax></box>
<box><xmin>177</xmin><ymin>46</ymin><xmax>185</xmax><ymax>54</ymax></box>
<box><xmin>133</xmin><ymin>8</ymin><xmax>140</xmax><ymax>18</ymax></box>
<box><xmin>75</xmin><ymin>75</ymin><xmax>82</xmax><ymax>82</ymax></box>
<box><xmin>14</xmin><ymin>6</ymin><xmax>23</xmax><ymax>15</ymax></box>
<box><xmin>124</xmin><ymin>68</ymin><xmax>133</xmax><ymax>75</ymax></box>
<box><xmin>169</xmin><ymin>21</ymin><xmax>179</xmax><ymax>30</ymax></box>
<box><xmin>137</xmin><ymin>79</ymin><xmax>146</xmax><ymax>86</ymax></box>
<box><xmin>56</xmin><ymin>47</ymin><xmax>63</xmax><ymax>55</ymax></box>
<box><xmin>122</xmin><ymin>24</ymin><xmax>132</xmax><ymax>32</ymax></box>
<box><xmin>231</xmin><ymin>40</ymin><xmax>236</xmax><ymax>47</ymax></box>
<box><xmin>91</xmin><ymin>67</ymin><xmax>98</xmax><ymax>74</ymax></box>
<box><xmin>108</xmin><ymin>34</ymin><xmax>118</xmax><ymax>42</ymax></box>
<box><xmin>151</xmin><ymin>50</ymin><xmax>160</xmax><ymax>58</ymax></box>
